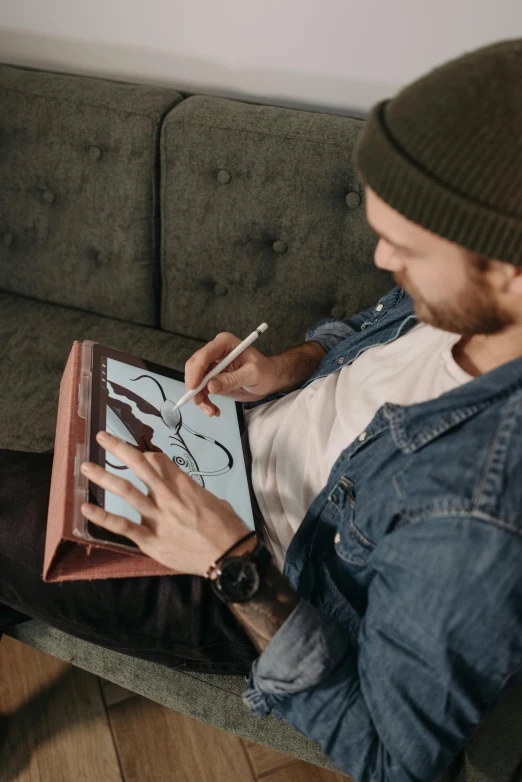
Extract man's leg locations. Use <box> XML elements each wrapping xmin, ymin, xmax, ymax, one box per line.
<box><xmin>0</xmin><ymin>448</ymin><xmax>259</xmax><ymax>675</ymax></box>
<box><xmin>0</xmin><ymin>605</ymin><xmax>32</xmax><ymax>637</ymax></box>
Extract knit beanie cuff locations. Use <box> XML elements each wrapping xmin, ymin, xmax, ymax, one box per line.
<box><xmin>355</xmin><ymin>99</ymin><xmax>522</xmax><ymax>264</ymax></box>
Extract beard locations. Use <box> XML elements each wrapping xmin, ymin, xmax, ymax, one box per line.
<box><xmin>394</xmin><ymin>261</ymin><xmax>515</xmax><ymax>339</ymax></box>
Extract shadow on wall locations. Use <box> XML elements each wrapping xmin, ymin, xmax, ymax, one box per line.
<box><xmin>0</xmin><ymin>24</ymin><xmax>397</xmax><ymax>118</ymax></box>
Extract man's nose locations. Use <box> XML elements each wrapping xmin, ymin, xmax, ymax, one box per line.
<box><xmin>374</xmin><ymin>239</ymin><xmax>405</xmax><ymax>272</ymax></box>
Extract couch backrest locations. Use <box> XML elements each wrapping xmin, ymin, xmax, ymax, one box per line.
<box><xmin>0</xmin><ymin>64</ymin><xmax>182</xmax><ymax>327</ymax></box>
<box><xmin>0</xmin><ymin>64</ymin><xmax>394</xmax><ymax>351</ymax></box>
<box><xmin>159</xmin><ymin>95</ymin><xmax>393</xmax><ymax>354</ymax></box>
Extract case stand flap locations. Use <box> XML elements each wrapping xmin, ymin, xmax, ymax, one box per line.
<box><xmin>44</xmin><ymin>341</ymin><xmax>180</xmax><ymax>582</ymax></box>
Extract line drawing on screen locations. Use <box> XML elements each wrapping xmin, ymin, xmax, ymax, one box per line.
<box><xmin>98</xmin><ymin>356</ymin><xmax>255</xmax><ymax>531</ymax></box>
<box><xmin>104</xmin><ymin>373</ymin><xmax>234</xmax><ymax>489</ymax></box>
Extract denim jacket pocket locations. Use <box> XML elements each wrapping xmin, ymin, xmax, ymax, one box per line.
<box><xmin>332</xmin><ymin>477</ymin><xmax>375</xmax><ymax>566</ymax></box>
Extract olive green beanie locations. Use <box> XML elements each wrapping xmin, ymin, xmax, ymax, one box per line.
<box><xmin>354</xmin><ymin>38</ymin><xmax>522</xmax><ymax>266</ymax></box>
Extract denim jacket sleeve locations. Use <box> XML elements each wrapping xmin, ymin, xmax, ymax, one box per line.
<box><xmin>242</xmin><ymin>515</ymin><xmax>522</xmax><ymax>782</ymax></box>
<box><xmin>304</xmin><ymin>285</ymin><xmax>400</xmax><ymax>354</ymax></box>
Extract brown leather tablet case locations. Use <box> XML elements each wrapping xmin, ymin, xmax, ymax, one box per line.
<box><xmin>43</xmin><ymin>341</ymin><xmax>180</xmax><ymax>581</ymax></box>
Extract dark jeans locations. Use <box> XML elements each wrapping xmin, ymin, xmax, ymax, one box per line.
<box><xmin>0</xmin><ymin>436</ymin><xmax>267</xmax><ymax>675</ymax></box>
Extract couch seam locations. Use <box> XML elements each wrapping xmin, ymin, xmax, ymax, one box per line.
<box><xmin>0</xmin><ymin>84</ymin><xmax>181</xmax><ymax>122</ymax></box>
<box><xmin>160</xmin><ymin>112</ymin><xmax>169</xmax><ymax>329</ymax></box>
<box><xmin>162</xmin><ymin>116</ymin><xmax>364</xmax><ymax>151</ymax></box>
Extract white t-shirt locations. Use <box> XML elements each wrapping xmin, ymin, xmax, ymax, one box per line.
<box><xmin>244</xmin><ymin>321</ymin><xmax>475</xmax><ymax>572</ymax></box>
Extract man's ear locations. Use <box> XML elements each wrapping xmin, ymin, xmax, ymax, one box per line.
<box><xmin>498</xmin><ymin>261</ymin><xmax>522</xmax><ymax>297</ymax></box>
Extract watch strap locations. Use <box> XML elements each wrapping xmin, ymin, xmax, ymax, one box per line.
<box><xmin>205</xmin><ymin>530</ymin><xmax>257</xmax><ymax>580</ymax></box>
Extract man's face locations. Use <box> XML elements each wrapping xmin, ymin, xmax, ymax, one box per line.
<box><xmin>365</xmin><ymin>185</ymin><xmax>516</xmax><ymax>338</ymax></box>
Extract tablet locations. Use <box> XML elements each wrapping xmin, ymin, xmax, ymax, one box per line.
<box><xmin>80</xmin><ymin>341</ymin><xmax>256</xmax><ymax>552</ymax></box>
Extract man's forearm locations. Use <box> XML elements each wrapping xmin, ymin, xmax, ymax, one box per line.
<box><xmin>226</xmin><ymin>545</ymin><xmax>301</xmax><ymax>653</ymax></box>
<box><xmin>268</xmin><ymin>340</ymin><xmax>327</xmax><ymax>393</ymax></box>
<box><xmin>224</xmin><ymin>342</ymin><xmax>325</xmax><ymax>652</ymax></box>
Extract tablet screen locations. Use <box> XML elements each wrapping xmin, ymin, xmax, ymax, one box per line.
<box><xmin>87</xmin><ymin>342</ymin><xmax>256</xmax><ymax>549</ymax></box>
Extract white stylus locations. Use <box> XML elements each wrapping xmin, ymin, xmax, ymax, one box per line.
<box><xmin>174</xmin><ymin>322</ymin><xmax>269</xmax><ymax>413</ymax></box>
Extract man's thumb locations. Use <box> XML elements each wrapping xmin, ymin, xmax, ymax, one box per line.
<box><xmin>208</xmin><ymin>372</ymin><xmax>237</xmax><ymax>393</ymax></box>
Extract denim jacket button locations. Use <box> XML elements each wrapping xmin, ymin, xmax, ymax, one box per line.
<box><xmin>358</xmin><ymin>431</ymin><xmax>368</xmax><ymax>441</ymax></box>
<box><xmin>375</xmin><ymin>303</ymin><xmax>384</xmax><ymax>311</ymax></box>
<box><xmin>337</xmin><ymin>356</ymin><xmax>344</xmax><ymax>364</ymax></box>
<box><xmin>334</xmin><ymin>532</ymin><xmax>341</xmax><ymax>544</ymax></box>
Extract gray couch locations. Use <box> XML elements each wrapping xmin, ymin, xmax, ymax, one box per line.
<box><xmin>1</xmin><ymin>62</ymin><xmax>521</xmax><ymax>781</ymax></box>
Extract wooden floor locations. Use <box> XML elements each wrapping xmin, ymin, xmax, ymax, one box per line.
<box><xmin>0</xmin><ymin>635</ymin><xmax>352</xmax><ymax>782</ymax></box>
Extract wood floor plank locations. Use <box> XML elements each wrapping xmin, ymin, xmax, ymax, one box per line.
<box><xmin>0</xmin><ymin>635</ymin><xmax>122</xmax><ymax>782</ymax></box>
<box><xmin>0</xmin><ymin>636</ymin><xmax>352</xmax><ymax>782</ymax></box>
<box><xmin>262</xmin><ymin>759</ymin><xmax>353</xmax><ymax>781</ymax></box>
<box><xmin>242</xmin><ymin>738</ymin><xmax>298</xmax><ymax>776</ymax></box>
<box><xmin>107</xmin><ymin>694</ymin><xmax>256</xmax><ymax>782</ymax></box>
<box><xmin>99</xmin><ymin>678</ymin><xmax>137</xmax><ymax>708</ymax></box>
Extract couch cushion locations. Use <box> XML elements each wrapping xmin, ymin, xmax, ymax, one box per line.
<box><xmin>160</xmin><ymin>95</ymin><xmax>394</xmax><ymax>355</ymax></box>
<box><xmin>0</xmin><ymin>292</ymin><xmax>205</xmax><ymax>452</ymax></box>
<box><xmin>0</xmin><ymin>64</ymin><xmax>182</xmax><ymax>327</ymax></box>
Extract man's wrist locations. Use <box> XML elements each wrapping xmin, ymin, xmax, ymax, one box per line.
<box><xmin>268</xmin><ymin>341</ymin><xmax>327</xmax><ymax>394</ymax></box>
<box><xmin>228</xmin><ymin>534</ymin><xmax>258</xmax><ymax>557</ymax></box>
<box><xmin>208</xmin><ymin>533</ymin><xmax>258</xmax><ymax>580</ymax></box>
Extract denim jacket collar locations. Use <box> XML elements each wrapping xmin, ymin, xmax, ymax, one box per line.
<box><xmin>386</xmin><ymin>352</ymin><xmax>522</xmax><ymax>454</ymax></box>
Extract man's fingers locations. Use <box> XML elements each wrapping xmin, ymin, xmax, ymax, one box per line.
<box><xmin>141</xmin><ymin>450</ymin><xmax>193</xmax><ymax>482</ymax></box>
<box><xmin>81</xmin><ymin>455</ymin><xmax>157</xmax><ymax>515</ymax></box>
<box><xmin>81</xmin><ymin>502</ymin><xmax>153</xmax><ymax>547</ymax></box>
<box><xmin>191</xmin><ymin>389</ymin><xmax>220</xmax><ymax>416</ymax></box>
<box><xmin>142</xmin><ymin>450</ymin><xmax>171</xmax><ymax>478</ymax></box>
<box><xmin>92</xmin><ymin>432</ymin><xmax>170</xmax><ymax>496</ymax></box>
<box><xmin>193</xmin><ymin>388</ymin><xmax>210</xmax><ymax>405</ymax></box>
<box><xmin>192</xmin><ymin>362</ymin><xmax>221</xmax><ymax>405</ymax></box>
<box><xmin>185</xmin><ymin>336</ymin><xmax>237</xmax><ymax>392</ymax></box>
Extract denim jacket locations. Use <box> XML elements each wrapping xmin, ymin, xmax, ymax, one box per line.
<box><xmin>241</xmin><ymin>285</ymin><xmax>522</xmax><ymax>782</ymax></box>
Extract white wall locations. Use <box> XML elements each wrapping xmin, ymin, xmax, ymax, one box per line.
<box><xmin>0</xmin><ymin>0</ymin><xmax>521</xmax><ymax>117</ymax></box>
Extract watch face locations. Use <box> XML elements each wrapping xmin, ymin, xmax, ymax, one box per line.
<box><xmin>218</xmin><ymin>557</ymin><xmax>260</xmax><ymax>602</ymax></box>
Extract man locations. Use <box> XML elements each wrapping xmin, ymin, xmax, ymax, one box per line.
<box><xmin>1</xmin><ymin>38</ymin><xmax>522</xmax><ymax>782</ymax></box>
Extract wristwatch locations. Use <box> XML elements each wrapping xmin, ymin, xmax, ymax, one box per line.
<box><xmin>209</xmin><ymin>539</ymin><xmax>272</xmax><ymax>604</ymax></box>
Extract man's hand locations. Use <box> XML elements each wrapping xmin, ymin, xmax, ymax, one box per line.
<box><xmin>186</xmin><ymin>333</ymin><xmax>327</xmax><ymax>417</ymax></box>
<box><xmin>80</xmin><ymin>430</ymin><xmax>250</xmax><ymax>576</ymax></box>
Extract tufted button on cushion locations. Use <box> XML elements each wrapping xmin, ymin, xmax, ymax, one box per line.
<box><xmin>96</xmin><ymin>250</ymin><xmax>111</xmax><ymax>265</ymax></box>
<box><xmin>272</xmin><ymin>240</ymin><xmax>288</xmax><ymax>254</ymax></box>
<box><xmin>89</xmin><ymin>145</ymin><xmax>102</xmax><ymax>161</ymax></box>
<box><xmin>3</xmin><ymin>233</ymin><xmax>13</xmax><ymax>247</ymax></box>
<box><xmin>213</xmin><ymin>283</ymin><xmax>228</xmax><ymax>296</ymax></box>
<box><xmin>42</xmin><ymin>190</ymin><xmax>55</xmax><ymax>204</ymax></box>
<box><xmin>330</xmin><ymin>305</ymin><xmax>345</xmax><ymax>319</ymax></box>
<box><xmin>217</xmin><ymin>169</ymin><xmax>231</xmax><ymax>184</ymax></box>
<box><xmin>345</xmin><ymin>191</ymin><xmax>361</xmax><ymax>209</ymax></box>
